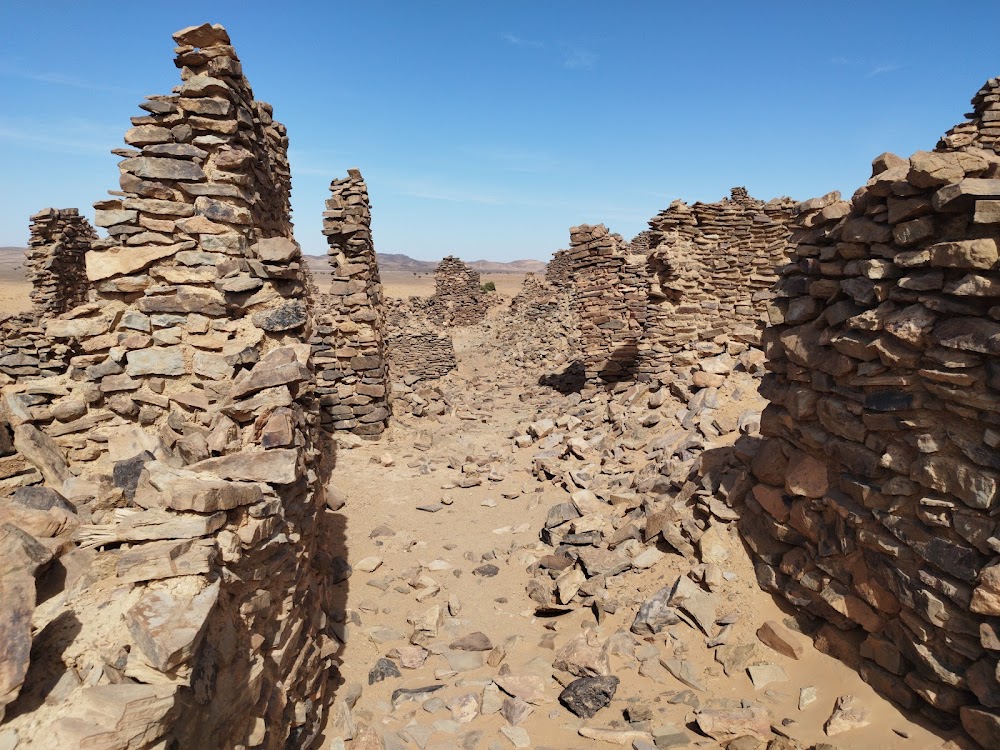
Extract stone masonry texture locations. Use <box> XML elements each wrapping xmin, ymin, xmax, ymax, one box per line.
<box><xmin>0</xmin><ymin>209</ymin><xmax>96</xmax><ymax>384</ymax></box>
<box><xmin>740</xmin><ymin>77</ymin><xmax>1000</xmax><ymax>747</ymax></box>
<box><xmin>312</xmin><ymin>169</ymin><xmax>391</xmax><ymax>436</ymax></box>
<box><xmin>0</xmin><ymin>23</ymin><xmax>340</xmax><ymax>749</ymax></box>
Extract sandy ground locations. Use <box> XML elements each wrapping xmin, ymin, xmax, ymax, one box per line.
<box><xmin>0</xmin><ymin>251</ymin><xmax>30</xmax><ymax>313</ymax></box>
<box><xmin>318</xmin><ymin>312</ymin><xmax>959</xmax><ymax>750</ymax></box>
<box><xmin>0</xmin><ymin>257</ymin><xmax>526</xmax><ymax>315</ymax></box>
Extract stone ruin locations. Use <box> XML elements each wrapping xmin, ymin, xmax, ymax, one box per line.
<box><xmin>544</xmin><ymin>248</ymin><xmax>572</xmax><ymax>289</ymax></box>
<box><xmin>311</xmin><ymin>169</ymin><xmax>391</xmax><ymax>436</ymax></box>
<box><xmin>561</xmin><ymin>189</ymin><xmax>795</xmax><ymax>389</ymax></box>
<box><xmin>384</xmin><ymin>297</ymin><xmax>457</xmax><ymax>385</ymax></box>
<box><xmin>26</xmin><ymin>209</ymin><xmax>95</xmax><ymax>318</ymax></box>
<box><xmin>565</xmin><ymin>224</ymin><xmax>649</xmax><ymax>385</ymax></box>
<box><xmin>0</xmin><ymin>209</ymin><xmax>96</xmax><ymax>384</ymax></box>
<box><xmin>641</xmin><ymin>187</ymin><xmax>795</xmax><ymax>384</ymax></box>
<box><xmin>0</xmin><ymin>23</ymin><xmax>340</xmax><ymax>748</ymax></box>
<box><xmin>738</xmin><ymin>78</ymin><xmax>1000</xmax><ymax>747</ymax></box>
<box><xmin>426</xmin><ymin>255</ymin><xmax>487</xmax><ymax>326</ymax></box>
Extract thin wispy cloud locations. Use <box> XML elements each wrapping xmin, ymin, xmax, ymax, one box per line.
<box><xmin>0</xmin><ymin>63</ymin><xmax>136</xmax><ymax>95</ymax></box>
<box><xmin>501</xmin><ymin>33</ymin><xmax>596</xmax><ymax>70</ymax></box>
<box><xmin>501</xmin><ymin>32</ymin><xmax>544</xmax><ymax>49</ymax></box>
<box><xmin>560</xmin><ymin>45</ymin><xmax>597</xmax><ymax>70</ymax></box>
<box><xmin>0</xmin><ymin>118</ymin><xmax>119</xmax><ymax>156</ymax></box>
<box><xmin>866</xmin><ymin>63</ymin><xmax>902</xmax><ymax>78</ymax></box>
<box><xmin>828</xmin><ymin>56</ymin><xmax>902</xmax><ymax>78</ymax></box>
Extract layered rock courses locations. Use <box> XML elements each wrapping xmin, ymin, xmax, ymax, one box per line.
<box><xmin>0</xmin><ymin>209</ymin><xmax>96</xmax><ymax>384</ymax></box>
<box><xmin>312</xmin><ymin>169</ymin><xmax>391</xmax><ymax>436</ymax></box>
<box><xmin>741</xmin><ymin>78</ymin><xmax>1000</xmax><ymax>747</ymax></box>
<box><xmin>0</xmin><ymin>23</ymin><xmax>340</xmax><ymax>749</ymax></box>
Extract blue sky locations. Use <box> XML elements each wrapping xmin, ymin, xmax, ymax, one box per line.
<box><xmin>1</xmin><ymin>1</ymin><xmax>999</xmax><ymax>261</ymax></box>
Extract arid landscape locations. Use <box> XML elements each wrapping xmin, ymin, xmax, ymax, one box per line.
<box><xmin>3</xmin><ymin>11</ymin><xmax>1000</xmax><ymax>750</ymax></box>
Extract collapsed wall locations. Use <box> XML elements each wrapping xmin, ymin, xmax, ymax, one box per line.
<box><xmin>0</xmin><ymin>209</ymin><xmax>96</xmax><ymax>384</ymax></box>
<box><xmin>312</xmin><ymin>169</ymin><xmax>391</xmax><ymax>436</ymax></box>
<box><xmin>0</xmin><ymin>23</ymin><xmax>338</xmax><ymax>749</ymax></box>
<box><xmin>566</xmin><ymin>224</ymin><xmax>647</xmax><ymax>386</ymax></box>
<box><xmin>641</xmin><ymin>188</ymin><xmax>794</xmax><ymax>383</ymax></box>
<box><xmin>427</xmin><ymin>255</ymin><xmax>487</xmax><ymax>325</ymax></box>
<box><xmin>742</xmin><ymin>79</ymin><xmax>1000</xmax><ymax>748</ymax></box>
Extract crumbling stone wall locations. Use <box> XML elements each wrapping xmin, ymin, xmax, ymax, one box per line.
<box><xmin>27</xmin><ymin>208</ymin><xmax>95</xmax><ymax>317</ymax></box>
<box><xmin>742</xmin><ymin>79</ymin><xmax>1000</xmax><ymax>748</ymax></box>
<box><xmin>312</xmin><ymin>169</ymin><xmax>391</xmax><ymax>436</ymax></box>
<box><xmin>427</xmin><ymin>255</ymin><xmax>487</xmax><ymax>325</ymax></box>
<box><xmin>545</xmin><ymin>248</ymin><xmax>573</xmax><ymax>289</ymax></box>
<box><xmin>566</xmin><ymin>224</ymin><xmax>647</xmax><ymax>385</ymax></box>
<box><xmin>0</xmin><ymin>209</ymin><xmax>96</xmax><ymax>385</ymax></box>
<box><xmin>640</xmin><ymin>188</ymin><xmax>794</xmax><ymax>383</ymax></box>
<box><xmin>0</xmin><ymin>24</ymin><xmax>339</xmax><ymax>750</ymax></box>
<box><xmin>384</xmin><ymin>298</ymin><xmax>457</xmax><ymax>383</ymax></box>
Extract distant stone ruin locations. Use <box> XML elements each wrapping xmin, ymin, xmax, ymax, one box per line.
<box><xmin>741</xmin><ymin>78</ymin><xmax>1000</xmax><ymax>747</ymax></box>
<box><xmin>565</xmin><ymin>224</ymin><xmax>647</xmax><ymax>385</ymax></box>
<box><xmin>27</xmin><ymin>208</ymin><xmax>95</xmax><ymax>317</ymax></box>
<box><xmin>641</xmin><ymin>187</ymin><xmax>795</xmax><ymax>383</ymax></box>
<box><xmin>427</xmin><ymin>255</ymin><xmax>487</xmax><ymax>325</ymax></box>
<box><xmin>561</xmin><ymin>189</ymin><xmax>795</xmax><ymax>389</ymax></box>
<box><xmin>0</xmin><ymin>23</ymin><xmax>338</xmax><ymax>748</ymax></box>
<box><xmin>544</xmin><ymin>248</ymin><xmax>572</xmax><ymax>289</ymax></box>
<box><xmin>312</xmin><ymin>169</ymin><xmax>391</xmax><ymax>436</ymax></box>
<box><xmin>384</xmin><ymin>298</ymin><xmax>457</xmax><ymax>383</ymax></box>
<box><xmin>0</xmin><ymin>209</ymin><xmax>96</xmax><ymax>383</ymax></box>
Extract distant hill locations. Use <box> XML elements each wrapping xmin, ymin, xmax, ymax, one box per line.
<box><xmin>307</xmin><ymin>252</ymin><xmax>546</xmax><ymax>275</ymax></box>
<box><xmin>0</xmin><ymin>246</ymin><xmax>545</xmax><ymax>278</ymax></box>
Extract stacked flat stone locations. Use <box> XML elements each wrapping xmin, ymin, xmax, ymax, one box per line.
<box><xmin>312</xmin><ymin>169</ymin><xmax>390</xmax><ymax>436</ymax></box>
<box><xmin>628</xmin><ymin>229</ymin><xmax>653</xmax><ymax>254</ymax></box>
<box><xmin>566</xmin><ymin>224</ymin><xmax>646</xmax><ymax>385</ymax></box>
<box><xmin>545</xmin><ymin>248</ymin><xmax>573</xmax><ymax>289</ymax></box>
<box><xmin>26</xmin><ymin>208</ymin><xmax>95</xmax><ymax>316</ymax></box>
<box><xmin>0</xmin><ymin>209</ymin><xmax>95</xmax><ymax>384</ymax></box>
<box><xmin>0</xmin><ymin>24</ymin><xmax>338</xmax><ymax>750</ymax></box>
<box><xmin>641</xmin><ymin>188</ymin><xmax>795</xmax><ymax>383</ymax></box>
<box><xmin>741</xmin><ymin>80</ymin><xmax>1000</xmax><ymax>749</ymax></box>
<box><xmin>498</xmin><ymin>272</ymin><xmax>576</xmax><ymax>373</ymax></box>
<box><xmin>384</xmin><ymin>297</ymin><xmax>457</xmax><ymax>383</ymax></box>
<box><xmin>427</xmin><ymin>255</ymin><xmax>487</xmax><ymax>325</ymax></box>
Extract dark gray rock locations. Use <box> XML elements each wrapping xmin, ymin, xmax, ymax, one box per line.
<box><xmin>558</xmin><ymin>675</ymin><xmax>619</xmax><ymax>718</ymax></box>
<box><xmin>368</xmin><ymin>657</ymin><xmax>402</xmax><ymax>685</ymax></box>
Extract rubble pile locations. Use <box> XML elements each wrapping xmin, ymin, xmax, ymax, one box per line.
<box><xmin>312</xmin><ymin>169</ymin><xmax>391</xmax><ymax>436</ymax></box>
<box><xmin>0</xmin><ymin>23</ymin><xmax>339</xmax><ymax>749</ymax></box>
<box><xmin>0</xmin><ymin>209</ymin><xmax>96</xmax><ymax>384</ymax></box>
<box><xmin>741</xmin><ymin>78</ymin><xmax>1000</xmax><ymax>748</ymax></box>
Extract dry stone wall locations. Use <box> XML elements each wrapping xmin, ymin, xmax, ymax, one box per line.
<box><xmin>0</xmin><ymin>23</ymin><xmax>340</xmax><ymax>750</ymax></box>
<box><xmin>312</xmin><ymin>169</ymin><xmax>390</xmax><ymax>436</ymax></box>
<box><xmin>27</xmin><ymin>208</ymin><xmax>95</xmax><ymax>317</ymax></box>
<box><xmin>566</xmin><ymin>224</ymin><xmax>646</xmax><ymax>385</ymax></box>
<box><xmin>427</xmin><ymin>255</ymin><xmax>487</xmax><ymax>326</ymax></box>
<box><xmin>742</xmin><ymin>79</ymin><xmax>1000</xmax><ymax>748</ymax></box>
<box><xmin>545</xmin><ymin>248</ymin><xmax>573</xmax><ymax>289</ymax></box>
<box><xmin>0</xmin><ymin>209</ymin><xmax>97</xmax><ymax>385</ymax></box>
<box><xmin>641</xmin><ymin>188</ymin><xmax>794</xmax><ymax>383</ymax></box>
<box><xmin>384</xmin><ymin>298</ymin><xmax>457</xmax><ymax>383</ymax></box>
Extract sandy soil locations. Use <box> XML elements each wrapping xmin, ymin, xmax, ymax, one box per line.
<box><xmin>0</xmin><ymin>258</ymin><xmax>527</xmax><ymax>315</ymax></box>
<box><xmin>318</xmin><ymin>310</ymin><xmax>959</xmax><ymax>750</ymax></box>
